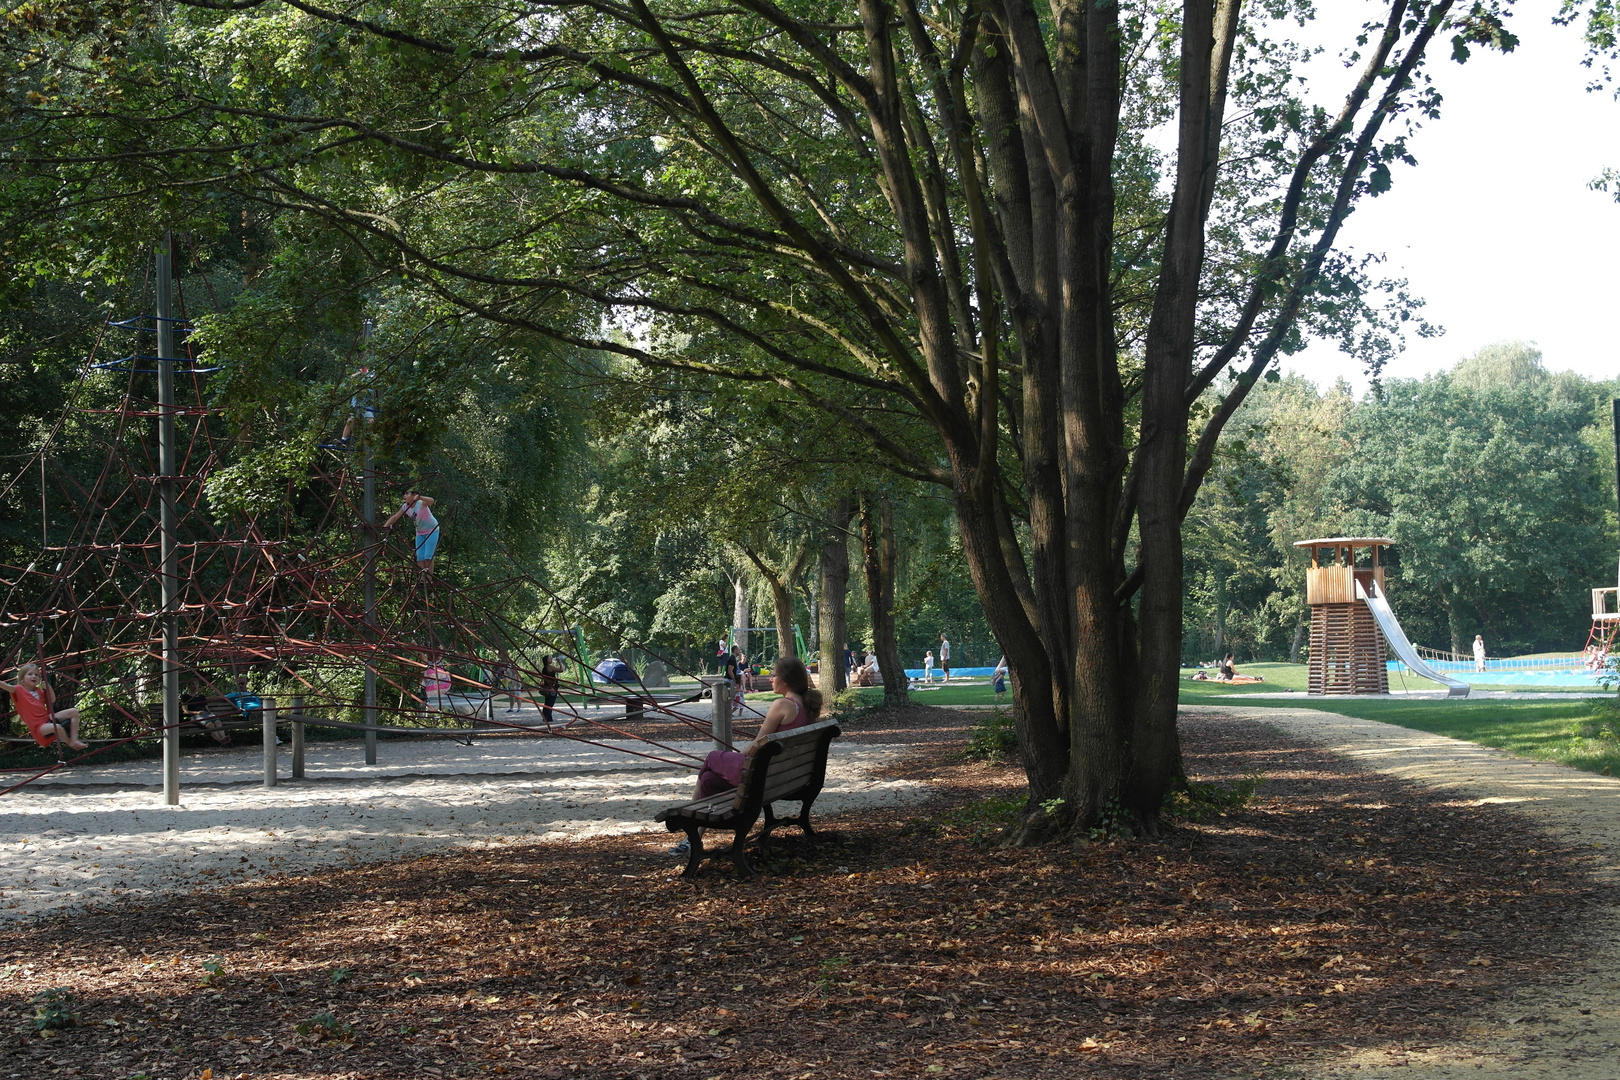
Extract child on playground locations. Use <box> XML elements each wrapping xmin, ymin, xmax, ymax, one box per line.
<box><xmin>495</xmin><ymin>654</ymin><xmax>522</xmax><ymax>713</ymax></box>
<box><xmin>2</xmin><ymin>663</ymin><xmax>88</xmax><ymax>750</ymax></box>
<box><xmin>384</xmin><ymin>487</ymin><xmax>439</xmax><ymax>572</ymax></box>
<box><xmin>539</xmin><ymin>654</ymin><xmax>561</xmax><ymax>725</ymax></box>
<box><xmin>422</xmin><ymin>660</ymin><xmax>453</xmax><ymax>715</ymax></box>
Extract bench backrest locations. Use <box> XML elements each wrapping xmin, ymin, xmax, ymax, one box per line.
<box><xmin>732</xmin><ymin>718</ymin><xmax>841</xmax><ymax>811</ymax></box>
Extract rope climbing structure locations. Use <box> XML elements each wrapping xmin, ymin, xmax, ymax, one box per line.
<box><xmin>0</xmin><ymin>240</ymin><xmax>737</xmax><ymax>800</ymax></box>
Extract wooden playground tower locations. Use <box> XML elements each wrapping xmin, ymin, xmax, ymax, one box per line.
<box><xmin>1587</xmin><ymin>577</ymin><xmax>1620</xmax><ymax>655</ymax></box>
<box><xmin>1297</xmin><ymin>537</ymin><xmax>1392</xmax><ymax>695</ymax></box>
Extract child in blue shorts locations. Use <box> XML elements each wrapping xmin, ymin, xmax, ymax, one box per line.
<box><xmin>384</xmin><ymin>488</ymin><xmax>439</xmax><ymax>571</ymax></box>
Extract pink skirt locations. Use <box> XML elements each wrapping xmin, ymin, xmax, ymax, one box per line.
<box><xmin>697</xmin><ymin>749</ymin><xmax>745</xmax><ymax>797</ymax></box>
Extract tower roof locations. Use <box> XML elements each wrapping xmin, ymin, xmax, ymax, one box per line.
<box><xmin>1292</xmin><ymin>537</ymin><xmax>1395</xmax><ymax>548</ymax></box>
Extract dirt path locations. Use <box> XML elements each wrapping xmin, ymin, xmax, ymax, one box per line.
<box><xmin>1189</xmin><ymin>704</ymin><xmax>1620</xmax><ymax>1080</ymax></box>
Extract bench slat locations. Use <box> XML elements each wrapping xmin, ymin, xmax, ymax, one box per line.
<box><xmin>768</xmin><ymin>743</ymin><xmax>820</xmax><ymax>772</ymax></box>
<box><xmin>761</xmin><ymin>762</ymin><xmax>820</xmax><ymax>800</ymax></box>
<box><xmin>654</xmin><ymin>792</ymin><xmax>736</xmax><ymax>823</ymax></box>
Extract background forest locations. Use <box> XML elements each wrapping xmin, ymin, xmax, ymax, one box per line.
<box><xmin>1185</xmin><ymin>341</ymin><xmax>1620</xmax><ymax>663</ymax></box>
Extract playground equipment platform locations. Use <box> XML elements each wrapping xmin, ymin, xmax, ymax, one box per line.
<box><xmin>1295</xmin><ymin>537</ymin><xmax>1468</xmax><ymax>698</ymax></box>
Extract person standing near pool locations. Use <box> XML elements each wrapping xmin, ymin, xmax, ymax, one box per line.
<box><xmin>938</xmin><ymin>632</ymin><xmax>951</xmax><ymax>682</ymax></box>
<box><xmin>1472</xmin><ymin>634</ymin><xmax>1486</xmax><ymax>673</ymax></box>
<box><xmin>384</xmin><ymin>487</ymin><xmax>439</xmax><ymax>572</ymax></box>
<box><xmin>923</xmin><ymin>649</ymin><xmax>934</xmax><ymax>684</ymax></box>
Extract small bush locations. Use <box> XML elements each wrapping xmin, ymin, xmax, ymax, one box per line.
<box><xmin>295</xmin><ymin>1011</ymin><xmax>354</xmax><ymax>1041</ymax></box>
<box><xmin>198</xmin><ymin>956</ymin><xmax>226</xmax><ymax>987</ymax></box>
<box><xmin>1163</xmin><ymin>774</ymin><xmax>1262</xmax><ymax>822</ymax></box>
<box><xmin>31</xmin><ymin>988</ymin><xmax>77</xmax><ymax>1031</ymax></box>
<box><xmin>827</xmin><ymin>686</ymin><xmax>878</xmax><ymax>716</ymax></box>
<box><xmin>1576</xmin><ymin>696</ymin><xmax>1620</xmax><ymax>741</ymax></box>
<box><xmin>966</xmin><ymin>709</ymin><xmax>1017</xmax><ymax>761</ymax></box>
<box><xmin>939</xmin><ymin>794</ymin><xmax>1025</xmax><ymax>843</ymax></box>
<box><xmin>816</xmin><ymin>956</ymin><xmax>850</xmax><ymax>995</ymax></box>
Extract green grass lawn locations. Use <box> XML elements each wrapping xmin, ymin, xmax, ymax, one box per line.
<box><xmin>1180</xmin><ymin>661</ymin><xmax>1620</xmax><ymax>777</ymax></box>
<box><xmin>821</xmin><ymin>664</ymin><xmax>1620</xmax><ymax>778</ymax></box>
<box><xmin>876</xmin><ymin>680</ymin><xmax>1007</xmax><ymax>707</ymax></box>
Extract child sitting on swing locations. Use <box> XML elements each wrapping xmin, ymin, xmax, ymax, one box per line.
<box><xmin>2</xmin><ymin>663</ymin><xmax>89</xmax><ymax>750</ymax></box>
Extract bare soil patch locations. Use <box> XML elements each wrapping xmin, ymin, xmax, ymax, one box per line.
<box><xmin>0</xmin><ymin>709</ymin><xmax>1597</xmax><ymax>1079</ymax></box>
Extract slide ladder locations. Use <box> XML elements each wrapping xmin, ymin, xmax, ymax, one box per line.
<box><xmin>1355</xmin><ymin>578</ymin><xmax>1470</xmax><ymax>697</ymax></box>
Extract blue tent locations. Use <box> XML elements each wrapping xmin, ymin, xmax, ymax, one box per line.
<box><xmin>593</xmin><ymin>657</ymin><xmax>635</xmax><ymax>684</ymax></box>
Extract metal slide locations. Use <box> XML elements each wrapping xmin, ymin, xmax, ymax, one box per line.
<box><xmin>1355</xmin><ymin>578</ymin><xmax>1471</xmax><ymax>697</ymax></box>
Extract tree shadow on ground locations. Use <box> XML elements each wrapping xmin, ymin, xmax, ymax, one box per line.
<box><xmin>0</xmin><ymin>709</ymin><xmax>1597</xmax><ymax>1078</ymax></box>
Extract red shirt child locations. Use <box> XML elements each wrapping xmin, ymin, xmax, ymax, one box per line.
<box><xmin>1</xmin><ymin>663</ymin><xmax>88</xmax><ymax>750</ymax></box>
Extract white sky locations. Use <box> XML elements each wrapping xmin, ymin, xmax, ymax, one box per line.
<box><xmin>1276</xmin><ymin>0</ymin><xmax>1620</xmax><ymax>395</ymax></box>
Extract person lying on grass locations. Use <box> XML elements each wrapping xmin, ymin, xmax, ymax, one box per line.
<box><xmin>670</xmin><ymin>654</ymin><xmax>823</xmax><ymax>855</ymax></box>
<box><xmin>2</xmin><ymin>662</ymin><xmax>89</xmax><ymax>750</ymax></box>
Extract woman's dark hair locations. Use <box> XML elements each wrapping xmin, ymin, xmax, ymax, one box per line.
<box><xmin>772</xmin><ymin>654</ymin><xmax>823</xmax><ymax>719</ymax></box>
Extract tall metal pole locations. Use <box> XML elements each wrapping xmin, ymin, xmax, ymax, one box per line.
<box><xmin>1612</xmin><ymin>399</ymin><xmax>1620</xmax><ymax>592</ymax></box>
<box><xmin>156</xmin><ymin>233</ymin><xmax>181</xmax><ymax>805</ymax></box>
<box><xmin>362</xmin><ymin>320</ymin><xmax>378</xmax><ymax>765</ymax></box>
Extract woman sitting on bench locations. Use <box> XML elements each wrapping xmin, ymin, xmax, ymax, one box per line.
<box><xmin>670</xmin><ymin>654</ymin><xmax>824</xmax><ymax>855</ymax></box>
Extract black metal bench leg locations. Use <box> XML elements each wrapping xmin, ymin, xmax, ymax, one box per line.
<box><xmin>759</xmin><ymin>804</ymin><xmax>778</xmax><ymax>858</ymax></box>
<box><xmin>729</xmin><ymin>826</ymin><xmax>755</xmax><ymax>879</ymax></box>
<box><xmin>682</xmin><ymin>828</ymin><xmax>705</xmax><ymax>877</ymax></box>
<box><xmin>799</xmin><ymin>798</ymin><xmax>818</xmax><ymax>845</ymax></box>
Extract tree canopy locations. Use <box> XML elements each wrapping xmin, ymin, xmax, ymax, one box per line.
<box><xmin>0</xmin><ymin>0</ymin><xmax>1561</xmax><ymax>833</ymax></box>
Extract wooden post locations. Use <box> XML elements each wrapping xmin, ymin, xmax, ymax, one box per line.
<box><xmin>712</xmin><ymin>678</ymin><xmax>732</xmax><ymax>753</ymax></box>
<box><xmin>262</xmin><ymin>696</ymin><xmax>277</xmax><ymax>789</ymax></box>
<box><xmin>290</xmin><ymin>694</ymin><xmax>304</xmax><ymax>779</ymax></box>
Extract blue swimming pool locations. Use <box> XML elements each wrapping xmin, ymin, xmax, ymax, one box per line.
<box><xmin>1386</xmin><ymin>659</ymin><xmax>1607</xmax><ymax>687</ymax></box>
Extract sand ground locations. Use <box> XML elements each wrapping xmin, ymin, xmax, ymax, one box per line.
<box><xmin>1189</xmin><ymin>705</ymin><xmax>1620</xmax><ymax>1080</ymax></box>
<box><xmin>0</xmin><ymin>730</ymin><xmax>927</xmax><ymax>923</ymax></box>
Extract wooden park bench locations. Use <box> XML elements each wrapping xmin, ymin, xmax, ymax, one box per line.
<box><xmin>655</xmin><ymin>718</ymin><xmax>841</xmax><ymax>878</ymax></box>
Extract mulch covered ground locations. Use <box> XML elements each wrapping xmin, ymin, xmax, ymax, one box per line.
<box><xmin>1</xmin><ymin>707</ymin><xmax>1599</xmax><ymax>1079</ymax></box>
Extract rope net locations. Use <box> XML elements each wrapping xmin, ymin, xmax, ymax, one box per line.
<box><xmin>0</xmin><ymin>286</ymin><xmax>751</xmax><ymax>792</ymax></box>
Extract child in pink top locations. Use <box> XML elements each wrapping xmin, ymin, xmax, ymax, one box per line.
<box><xmin>422</xmin><ymin>661</ymin><xmax>453</xmax><ymax>714</ymax></box>
<box><xmin>2</xmin><ymin>663</ymin><xmax>88</xmax><ymax>750</ymax></box>
<box><xmin>384</xmin><ymin>488</ymin><xmax>439</xmax><ymax>571</ymax></box>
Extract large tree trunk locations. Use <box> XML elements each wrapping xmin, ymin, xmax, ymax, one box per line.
<box><xmin>731</xmin><ymin>577</ymin><xmax>749</xmax><ymax>661</ymax></box>
<box><xmin>1446</xmin><ymin>590</ymin><xmax>1464</xmax><ymax>657</ymax></box>
<box><xmin>818</xmin><ymin>495</ymin><xmax>855</xmax><ymax>694</ymax></box>
<box><xmin>807</xmin><ymin>579</ymin><xmax>818</xmax><ymax>655</ymax></box>
<box><xmin>860</xmin><ymin>492</ymin><xmax>907</xmax><ymax>706</ymax></box>
<box><xmin>742</xmin><ymin>544</ymin><xmax>811</xmax><ymax>661</ymax></box>
<box><xmin>769</xmin><ymin>579</ymin><xmax>796</xmax><ymax>659</ymax></box>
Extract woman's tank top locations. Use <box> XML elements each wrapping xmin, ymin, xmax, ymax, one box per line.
<box><xmin>778</xmin><ymin>693</ymin><xmax>810</xmax><ymax>732</ymax></box>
